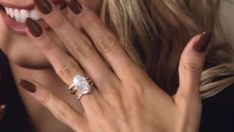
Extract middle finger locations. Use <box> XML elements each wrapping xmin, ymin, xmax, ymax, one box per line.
<box><xmin>34</xmin><ymin>0</ymin><xmax>118</xmax><ymax>90</ymax></box>
<box><xmin>25</xmin><ymin>18</ymin><xmax>105</xmax><ymax>112</ymax></box>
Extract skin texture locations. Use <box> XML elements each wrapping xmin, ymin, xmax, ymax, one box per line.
<box><xmin>0</xmin><ymin>0</ymin><xmax>102</xmax><ymax>69</ymax></box>
<box><xmin>23</xmin><ymin>1</ymin><xmax>208</xmax><ymax>132</ymax></box>
<box><xmin>0</xmin><ymin>0</ymin><xmax>102</xmax><ymax>131</ymax></box>
<box><xmin>1</xmin><ymin>0</ymin><xmax>205</xmax><ymax>132</ymax></box>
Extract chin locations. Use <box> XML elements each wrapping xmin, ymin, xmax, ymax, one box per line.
<box><xmin>0</xmin><ymin>32</ymin><xmax>54</xmax><ymax>69</ymax></box>
<box><xmin>1</xmin><ymin>47</ymin><xmax>52</xmax><ymax>69</ymax></box>
<box><xmin>11</xmin><ymin>56</ymin><xmax>52</xmax><ymax>69</ymax></box>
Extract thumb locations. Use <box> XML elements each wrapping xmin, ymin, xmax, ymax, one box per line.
<box><xmin>176</xmin><ymin>32</ymin><xmax>212</xmax><ymax>101</ymax></box>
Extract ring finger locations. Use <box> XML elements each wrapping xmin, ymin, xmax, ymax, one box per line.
<box><xmin>34</xmin><ymin>0</ymin><xmax>118</xmax><ymax>93</ymax></box>
<box><xmin>25</xmin><ymin>19</ymin><xmax>101</xmax><ymax>109</ymax></box>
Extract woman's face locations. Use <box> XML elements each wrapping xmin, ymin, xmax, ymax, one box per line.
<box><xmin>0</xmin><ymin>0</ymin><xmax>102</xmax><ymax>69</ymax></box>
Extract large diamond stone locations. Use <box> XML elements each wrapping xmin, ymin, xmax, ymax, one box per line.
<box><xmin>73</xmin><ymin>75</ymin><xmax>90</xmax><ymax>94</ymax></box>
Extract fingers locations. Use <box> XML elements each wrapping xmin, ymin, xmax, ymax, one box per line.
<box><xmin>18</xmin><ymin>79</ymin><xmax>87</xmax><ymax>132</ymax></box>
<box><xmin>64</xmin><ymin>0</ymin><xmax>82</xmax><ymax>29</ymax></box>
<box><xmin>33</xmin><ymin>0</ymin><xmax>116</xmax><ymax>87</ymax></box>
<box><xmin>174</xmin><ymin>32</ymin><xmax>210</xmax><ymax>131</ymax></box>
<box><xmin>0</xmin><ymin>104</ymin><xmax>6</xmax><ymax>119</ymax></box>
<box><xmin>26</xmin><ymin>19</ymin><xmax>103</xmax><ymax>110</ymax></box>
<box><xmin>69</xmin><ymin>3</ymin><xmax>139</xmax><ymax>78</ymax></box>
<box><xmin>38</xmin><ymin>0</ymin><xmax>139</xmax><ymax>80</ymax></box>
<box><xmin>25</xmin><ymin>18</ymin><xmax>83</xmax><ymax>85</ymax></box>
<box><xmin>176</xmin><ymin>32</ymin><xmax>212</xmax><ymax>100</ymax></box>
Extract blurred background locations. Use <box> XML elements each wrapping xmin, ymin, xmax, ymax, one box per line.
<box><xmin>220</xmin><ymin>0</ymin><xmax>234</xmax><ymax>48</ymax></box>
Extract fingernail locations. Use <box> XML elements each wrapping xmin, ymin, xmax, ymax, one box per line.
<box><xmin>25</xmin><ymin>18</ymin><xmax>43</xmax><ymax>37</ymax></box>
<box><xmin>0</xmin><ymin>104</ymin><xmax>7</xmax><ymax>113</ymax></box>
<box><xmin>193</xmin><ymin>32</ymin><xmax>212</xmax><ymax>53</ymax></box>
<box><xmin>59</xmin><ymin>0</ymin><xmax>67</xmax><ymax>9</ymax></box>
<box><xmin>18</xmin><ymin>79</ymin><xmax>37</xmax><ymax>93</ymax></box>
<box><xmin>66</xmin><ymin>0</ymin><xmax>83</xmax><ymax>14</ymax></box>
<box><xmin>34</xmin><ymin>0</ymin><xmax>52</xmax><ymax>14</ymax></box>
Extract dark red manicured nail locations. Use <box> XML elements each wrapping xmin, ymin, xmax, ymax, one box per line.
<box><xmin>193</xmin><ymin>32</ymin><xmax>212</xmax><ymax>53</ymax></box>
<box><xmin>18</xmin><ymin>79</ymin><xmax>37</xmax><ymax>93</ymax></box>
<box><xmin>34</xmin><ymin>0</ymin><xmax>52</xmax><ymax>14</ymax></box>
<box><xmin>66</xmin><ymin>0</ymin><xmax>83</xmax><ymax>14</ymax></box>
<box><xmin>25</xmin><ymin>18</ymin><xmax>43</xmax><ymax>37</ymax></box>
<box><xmin>59</xmin><ymin>0</ymin><xmax>67</xmax><ymax>9</ymax></box>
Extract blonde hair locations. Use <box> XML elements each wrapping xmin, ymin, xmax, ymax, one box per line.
<box><xmin>101</xmin><ymin>0</ymin><xmax>234</xmax><ymax>99</ymax></box>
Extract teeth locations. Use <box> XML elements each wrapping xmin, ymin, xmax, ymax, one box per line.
<box><xmin>5</xmin><ymin>8</ymin><xmax>9</xmax><ymax>15</ymax></box>
<box><xmin>30</xmin><ymin>10</ymin><xmax>40</xmax><ymax>21</ymax></box>
<box><xmin>4</xmin><ymin>7</ymin><xmax>41</xmax><ymax>23</ymax></box>
<box><xmin>9</xmin><ymin>8</ymin><xmax>14</xmax><ymax>18</ymax></box>
<box><xmin>14</xmin><ymin>9</ymin><xmax>20</xmax><ymax>22</ymax></box>
<box><xmin>20</xmin><ymin>10</ymin><xmax>29</xmax><ymax>23</ymax></box>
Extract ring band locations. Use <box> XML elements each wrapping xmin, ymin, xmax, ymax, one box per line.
<box><xmin>69</xmin><ymin>75</ymin><xmax>94</xmax><ymax>100</ymax></box>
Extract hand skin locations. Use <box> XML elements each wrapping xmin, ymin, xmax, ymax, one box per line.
<box><xmin>19</xmin><ymin>1</ymin><xmax>211</xmax><ymax>132</ymax></box>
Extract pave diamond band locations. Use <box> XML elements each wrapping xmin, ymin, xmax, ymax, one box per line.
<box><xmin>69</xmin><ymin>75</ymin><xmax>94</xmax><ymax>100</ymax></box>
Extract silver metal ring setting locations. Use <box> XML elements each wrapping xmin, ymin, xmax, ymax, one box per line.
<box><xmin>69</xmin><ymin>75</ymin><xmax>93</xmax><ymax>100</ymax></box>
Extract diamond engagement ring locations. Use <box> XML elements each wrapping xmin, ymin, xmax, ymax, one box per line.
<box><xmin>69</xmin><ymin>75</ymin><xmax>94</xmax><ymax>100</ymax></box>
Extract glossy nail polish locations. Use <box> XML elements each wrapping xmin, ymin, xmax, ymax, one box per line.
<box><xmin>66</xmin><ymin>0</ymin><xmax>83</xmax><ymax>14</ymax></box>
<box><xmin>18</xmin><ymin>79</ymin><xmax>37</xmax><ymax>93</ymax></box>
<box><xmin>34</xmin><ymin>0</ymin><xmax>52</xmax><ymax>14</ymax></box>
<box><xmin>193</xmin><ymin>32</ymin><xmax>212</xmax><ymax>53</ymax></box>
<box><xmin>59</xmin><ymin>0</ymin><xmax>67</xmax><ymax>9</ymax></box>
<box><xmin>0</xmin><ymin>105</ymin><xmax>6</xmax><ymax>113</ymax></box>
<box><xmin>25</xmin><ymin>18</ymin><xmax>43</xmax><ymax>37</ymax></box>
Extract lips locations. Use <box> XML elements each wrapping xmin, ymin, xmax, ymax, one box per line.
<box><xmin>0</xmin><ymin>1</ymin><xmax>58</xmax><ymax>35</ymax></box>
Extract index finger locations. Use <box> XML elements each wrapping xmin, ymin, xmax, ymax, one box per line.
<box><xmin>66</xmin><ymin>1</ymin><xmax>140</xmax><ymax>78</ymax></box>
<box><xmin>18</xmin><ymin>80</ymin><xmax>87</xmax><ymax>131</ymax></box>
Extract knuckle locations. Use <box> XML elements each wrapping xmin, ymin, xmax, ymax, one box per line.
<box><xmin>124</xmin><ymin>79</ymin><xmax>145</xmax><ymax>96</ymax></box>
<box><xmin>180</xmin><ymin>61</ymin><xmax>202</xmax><ymax>76</ymax></box>
<box><xmin>124</xmin><ymin>71</ymin><xmax>150</xmax><ymax>94</ymax></box>
<box><xmin>97</xmin><ymin>37</ymin><xmax>118</xmax><ymax>53</ymax></box>
<box><xmin>53</xmin><ymin>104</ymin><xmax>68</xmax><ymax>121</ymax></box>
<box><xmin>39</xmin><ymin>93</ymin><xmax>52</xmax><ymax>106</ymax></box>
<box><xmin>57</xmin><ymin>62</ymin><xmax>80</xmax><ymax>82</ymax></box>
<box><xmin>71</xmin><ymin>43</ymin><xmax>95</xmax><ymax>59</ymax></box>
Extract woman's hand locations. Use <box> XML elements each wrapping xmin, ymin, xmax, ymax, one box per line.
<box><xmin>19</xmin><ymin>0</ymin><xmax>211</xmax><ymax>132</ymax></box>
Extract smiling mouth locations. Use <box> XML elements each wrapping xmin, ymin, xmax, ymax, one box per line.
<box><xmin>0</xmin><ymin>3</ymin><xmax>41</xmax><ymax>24</ymax></box>
<box><xmin>0</xmin><ymin>1</ymin><xmax>60</xmax><ymax>34</ymax></box>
